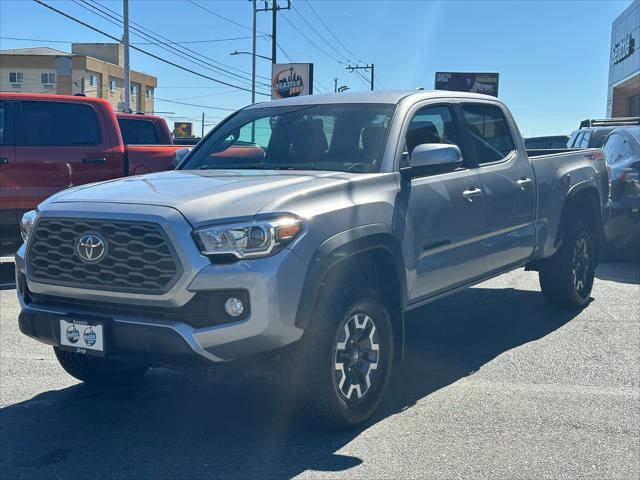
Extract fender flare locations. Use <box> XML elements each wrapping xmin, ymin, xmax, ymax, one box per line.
<box><xmin>294</xmin><ymin>225</ymin><xmax>407</xmax><ymax>362</ymax></box>
<box><xmin>554</xmin><ymin>180</ymin><xmax>603</xmax><ymax>249</ymax></box>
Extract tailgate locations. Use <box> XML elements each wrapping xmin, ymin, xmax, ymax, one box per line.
<box><xmin>126</xmin><ymin>145</ymin><xmax>185</xmax><ymax>175</ymax></box>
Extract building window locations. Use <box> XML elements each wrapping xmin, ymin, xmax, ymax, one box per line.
<box><xmin>109</xmin><ymin>79</ymin><xmax>116</xmax><ymax>92</ymax></box>
<box><xmin>41</xmin><ymin>73</ymin><xmax>56</xmax><ymax>84</ymax></box>
<box><xmin>131</xmin><ymin>85</ymin><xmax>138</xmax><ymax>96</ymax></box>
<box><xmin>9</xmin><ymin>72</ymin><xmax>23</xmax><ymax>83</ymax></box>
<box><xmin>146</xmin><ymin>87</ymin><xmax>153</xmax><ymax>99</ymax></box>
<box><xmin>89</xmin><ymin>75</ymin><xmax>97</xmax><ymax>86</ymax></box>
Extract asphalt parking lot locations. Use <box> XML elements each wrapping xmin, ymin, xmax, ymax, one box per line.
<box><xmin>1</xmin><ymin>260</ymin><xmax>638</xmax><ymax>480</ymax></box>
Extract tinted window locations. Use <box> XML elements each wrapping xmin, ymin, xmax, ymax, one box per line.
<box><xmin>18</xmin><ymin>101</ymin><xmax>100</xmax><ymax>146</ymax></box>
<box><xmin>525</xmin><ymin>139</ymin><xmax>547</xmax><ymax>149</ymax></box>
<box><xmin>406</xmin><ymin>105</ymin><xmax>463</xmax><ymax>155</ymax></box>
<box><xmin>182</xmin><ymin>104</ymin><xmax>395</xmax><ymax>173</ymax></box>
<box><xmin>604</xmin><ymin>133</ymin><xmax>633</xmax><ymax>164</ymax></box>
<box><xmin>550</xmin><ymin>139</ymin><xmax>569</xmax><ymax>148</ymax></box>
<box><xmin>462</xmin><ymin>104</ymin><xmax>515</xmax><ymax>164</ymax></box>
<box><xmin>118</xmin><ymin>118</ymin><xmax>159</xmax><ymax>145</ymax></box>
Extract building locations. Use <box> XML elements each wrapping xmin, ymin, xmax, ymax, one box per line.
<box><xmin>0</xmin><ymin>43</ymin><xmax>156</xmax><ymax>113</ymax></box>
<box><xmin>607</xmin><ymin>0</ymin><xmax>639</xmax><ymax>117</ymax></box>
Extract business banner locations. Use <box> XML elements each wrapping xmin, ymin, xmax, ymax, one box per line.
<box><xmin>173</xmin><ymin>122</ymin><xmax>193</xmax><ymax>138</ymax></box>
<box><xmin>271</xmin><ymin>63</ymin><xmax>314</xmax><ymax>100</ymax></box>
<box><xmin>435</xmin><ymin>72</ymin><xmax>500</xmax><ymax>97</ymax></box>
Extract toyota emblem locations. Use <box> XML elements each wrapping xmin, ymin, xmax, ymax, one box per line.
<box><xmin>76</xmin><ymin>233</ymin><xmax>107</xmax><ymax>263</ymax></box>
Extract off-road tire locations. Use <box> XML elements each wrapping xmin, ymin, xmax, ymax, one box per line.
<box><xmin>286</xmin><ymin>284</ymin><xmax>394</xmax><ymax>430</ymax></box>
<box><xmin>54</xmin><ymin>347</ymin><xmax>148</xmax><ymax>384</ymax></box>
<box><xmin>539</xmin><ymin>219</ymin><xmax>597</xmax><ymax>309</ymax></box>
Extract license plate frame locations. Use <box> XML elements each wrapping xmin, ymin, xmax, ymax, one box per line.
<box><xmin>59</xmin><ymin>318</ymin><xmax>105</xmax><ymax>356</ymax></box>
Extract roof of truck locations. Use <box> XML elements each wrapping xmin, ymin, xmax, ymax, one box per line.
<box><xmin>247</xmin><ymin>89</ymin><xmax>500</xmax><ymax>109</ymax></box>
<box><xmin>0</xmin><ymin>92</ymin><xmax>112</xmax><ymax>106</ymax></box>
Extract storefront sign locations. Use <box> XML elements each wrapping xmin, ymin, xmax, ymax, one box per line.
<box><xmin>435</xmin><ymin>72</ymin><xmax>500</xmax><ymax>97</ymax></box>
<box><xmin>271</xmin><ymin>63</ymin><xmax>314</xmax><ymax>100</ymax></box>
<box><xmin>612</xmin><ymin>33</ymin><xmax>635</xmax><ymax>65</ymax></box>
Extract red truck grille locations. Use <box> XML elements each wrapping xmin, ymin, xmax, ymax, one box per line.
<box><xmin>26</xmin><ymin>218</ymin><xmax>182</xmax><ymax>294</ymax></box>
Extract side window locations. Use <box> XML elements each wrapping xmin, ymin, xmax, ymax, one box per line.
<box><xmin>461</xmin><ymin>103</ymin><xmax>516</xmax><ymax>164</ymax></box>
<box><xmin>0</xmin><ymin>101</ymin><xmax>6</xmax><ymax>145</ymax></box>
<box><xmin>18</xmin><ymin>101</ymin><xmax>100</xmax><ymax>146</ymax></box>
<box><xmin>579</xmin><ymin>130</ymin><xmax>592</xmax><ymax>148</ymax></box>
<box><xmin>405</xmin><ymin>105</ymin><xmax>462</xmax><ymax>155</ymax></box>
<box><xmin>117</xmin><ymin>118</ymin><xmax>159</xmax><ymax>145</ymax></box>
<box><xmin>603</xmin><ymin>134</ymin><xmax>633</xmax><ymax>164</ymax></box>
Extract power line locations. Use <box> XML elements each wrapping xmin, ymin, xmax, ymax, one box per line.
<box><xmin>76</xmin><ymin>0</ymin><xmax>271</xmax><ymax>88</ymax></box>
<box><xmin>32</xmin><ymin>0</ymin><xmax>270</xmax><ymax>96</ymax></box>
<box><xmin>290</xmin><ymin>4</ymin><xmax>352</xmax><ymax>64</ymax></box>
<box><xmin>280</xmin><ymin>14</ymin><xmax>343</xmax><ymax>64</ymax></box>
<box><xmin>302</xmin><ymin>0</ymin><xmax>363</xmax><ymax>63</ymax></box>
<box><xmin>0</xmin><ymin>34</ymin><xmax>266</xmax><ymax>45</ymax></box>
<box><xmin>187</xmin><ymin>0</ymin><xmax>269</xmax><ymax>36</ymax></box>
<box><xmin>153</xmin><ymin>96</ymin><xmax>239</xmax><ymax>111</ymax></box>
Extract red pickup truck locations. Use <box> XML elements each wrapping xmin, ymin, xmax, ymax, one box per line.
<box><xmin>0</xmin><ymin>93</ymin><xmax>187</xmax><ymax>242</ymax></box>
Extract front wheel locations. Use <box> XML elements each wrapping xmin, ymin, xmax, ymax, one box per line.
<box><xmin>539</xmin><ymin>219</ymin><xmax>597</xmax><ymax>309</ymax></box>
<box><xmin>286</xmin><ymin>287</ymin><xmax>394</xmax><ymax>430</ymax></box>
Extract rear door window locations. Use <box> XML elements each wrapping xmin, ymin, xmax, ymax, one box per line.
<box><xmin>18</xmin><ymin>101</ymin><xmax>100</xmax><ymax>146</ymax></box>
<box><xmin>461</xmin><ymin>104</ymin><xmax>516</xmax><ymax>164</ymax></box>
<box><xmin>578</xmin><ymin>130</ymin><xmax>592</xmax><ymax>148</ymax></box>
<box><xmin>117</xmin><ymin>118</ymin><xmax>159</xmax><ymax>145</ymax></box>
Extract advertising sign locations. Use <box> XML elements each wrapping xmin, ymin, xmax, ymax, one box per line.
<box><xmin>173</xmin><ymin>122</ymin><xmax>193</xmax><ymax>138</ymax></box>
<box><xmin>435</xmin><ymin>72</ymin><xmax>500</xmax><ymax>97</ymax></box>
<box><xmin>271</xmin><ymin>63</ymin><xmax>314</xmax><ymax>100</ymax></box>
<box><xmin>612</xmin><ymin>33</ymin><xmax>635</xmax><ymax>65</ymax></box>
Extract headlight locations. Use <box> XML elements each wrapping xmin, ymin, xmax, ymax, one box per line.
<box><xmin>20</xmin><ymin>210</ymin><xmax>38</xmax><ymax>243</ymax></box>
<box><xmin>193</xmin><ymin>216</ymin><xmax>302</xmax><ymax>259</ymax></box>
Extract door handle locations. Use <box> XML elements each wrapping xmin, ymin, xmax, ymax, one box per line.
<box><xmin>462</xmin><ymin>187</ymin><xmax>482</xmax><ymax>201</ymax></box>
<box><xmin>82</xmin><ymin>157</ymin><xmax>107</xmax><ymax>165</ymax></box>
<box><xmin>516</xmin><ymin>177</ymin><xmax>532</xmax><ymax>190</ymax></box>
<box><xmin>0</xmin><ymin>157</ymin><xmax>8</xmax><ymax>165</ymax></box>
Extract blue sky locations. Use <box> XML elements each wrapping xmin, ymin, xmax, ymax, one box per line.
<box><xmin>0</xmin><ymin>0</ymin><xmax>633</xmax><ymax>137</ymax></box>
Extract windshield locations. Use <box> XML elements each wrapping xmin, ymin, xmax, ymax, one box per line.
<box><xmin>180</xmin><ymin>103</ymin><xmax>396</xmax><ymax>173</ymax></box>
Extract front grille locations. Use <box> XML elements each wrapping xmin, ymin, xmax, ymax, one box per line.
<box><xmin>27</xmin><ymin>218</ymin><xmax>182</xmax><ymax>294</ymax></box>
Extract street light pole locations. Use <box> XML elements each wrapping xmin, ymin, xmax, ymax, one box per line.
<box><xmin>123</xmin><ymin>0</ymin><xmax>131</xmax><ymax>113</ymax></box>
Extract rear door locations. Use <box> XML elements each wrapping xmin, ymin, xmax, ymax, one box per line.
<box><xmin>462</xmin><ymin>102</ymin><xmax>536</xmax><ymax>271</ymax></box>
<box><xmin>14</xmin><ymin>99</ymin><xmax>121</xmax><ymax>214</ymax></box>
<box><xmin>0</xmin><ymin>100</ymin><xmax>17</xmax><ymax>239</ymax></box>
<box><xmin>400</xmin><ymin>102</ymin><xmax>488</xmax><ymax>302</ymax></box>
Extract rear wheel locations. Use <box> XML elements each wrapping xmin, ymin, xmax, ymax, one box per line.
<box><xmin>286</xmin><ymin>286</ymin><xmax>394</xmax><ymax>430</ymax></box>
<box><xmin>54</xmin><ymin>347</ymin><xmax>148</xmax><ymax>384</ymax></box>
<box><xmin>539</xmin><ymin>219</ymin><xmax>596</xmax><ymax>309</ymax></box>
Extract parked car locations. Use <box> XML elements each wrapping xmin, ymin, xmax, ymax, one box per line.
<box><xmin>601</xmin><ymin>126</ymin><xmax>640</xmax><ymax>254</ymax></box>
<box><xmin>524</xmin><ymin>135</ymin><xmax>570</xmax><ymax>150</ymax></box>
<box><xmin>16</xmin><ymin>90</ymin><xmax>607</xmax><ymax>429</ymax></box>
<box><xmin>115</xmin><ymin>112</ymin><xmax>174</xmax><ymax>145</ymax></box>
<box><xmin>173</xmin><ymin>136</ymin><xmax>202</xmax><ymax>146</ymax></box>
<box><xmin>0</xmin><ymin>93</ymin><xmax>188</xmax><ymax>242</ymax></box>
<box><xmin>567</xmin><ymin>117</ymin><xmax>639</xmax><ymax>149</ymax></box>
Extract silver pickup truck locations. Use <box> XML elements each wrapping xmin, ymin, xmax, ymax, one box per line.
<box><xmin>16</xmin><ymin>90</ymin><xmax>607</xmax><ymax>429</ymax></box>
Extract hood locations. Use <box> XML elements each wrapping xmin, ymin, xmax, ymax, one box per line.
<box><xmin>48</xmin><ymin>169</ymin><xmax>358</xmax><ymax>225</ymax></box>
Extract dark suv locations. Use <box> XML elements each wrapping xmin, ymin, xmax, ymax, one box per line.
<box><xmin>568</xmin><ymin>117</ymin><xmax>640</xmax><ymax>149</ymax></box>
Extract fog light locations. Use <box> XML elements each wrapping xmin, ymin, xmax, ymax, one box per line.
<box><xmin>224</xmin><ymin>297</ymin><xmax>244</xmax><ymax>317</ymax></box>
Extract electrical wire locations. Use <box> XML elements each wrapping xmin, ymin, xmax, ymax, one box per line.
<box><xmin>32</xmin><ymin>0</ymin><xmax>270</xmax><ymax>96</ymax></box>
<box><xmin>291</xmin><ymin>4</ymin><xmax>352</xmax><ymax>64</ymax></box>
<box><xmin>280</xmin><ymin>14</ymin><xmax>343</xmax><ymax>65</ymax></box>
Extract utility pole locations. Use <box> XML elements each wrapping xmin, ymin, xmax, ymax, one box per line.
<box><xmin>334</xmin><ymin>78</ymin><xmax>338</xmax><ymax>93</ymax></box>
<box><xmin>251</xmin><ymin>0</ymin><xmax>257</xmax><ymax>103</ymax></box>
<box><xmin>346</xmin><ymin>64</ymin><xmax>375</xmax><ymax>91</ymax></box>
<box><xmin>123</xmin><ymin>0</ymin><xmax>131</xmax><ymax>113</ymax></box>
<box><xmin>257</xmin><ymin>0</ymin><xmax>291</xmax><ymax>65</ymax></box>
<box><xmin>201</xmin><ymin>112</ymin><xmax>205</xmax><ymax>138</ymax></box>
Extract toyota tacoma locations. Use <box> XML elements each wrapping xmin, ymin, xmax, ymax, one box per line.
<box><xmin>16</xmin><ymin>90</ymin><xmax>608</xmax><ymax>429</ymax></box>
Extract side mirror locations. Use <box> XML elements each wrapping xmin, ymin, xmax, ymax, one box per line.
<box><xmin>403</xmin><ymin>143</ymin><xmax>463</xmax><ymax>176</ymax></box>
<box><xmin>172</xmin><ymin>148</ymin><xmax>192</xmax><ymax>168</ymax></box>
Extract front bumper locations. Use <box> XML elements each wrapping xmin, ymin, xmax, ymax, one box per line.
<box><xmin>15</xmin><ymin>204</ymin><xmax>307</xmax><ymax>366</ymax></box>
<box><xmin>603</xmin><ymin>197</ymin><xmax>640</xmax><ymax>250</ymax></box>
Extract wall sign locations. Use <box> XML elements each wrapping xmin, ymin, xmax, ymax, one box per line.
<box><xmin>612</xmin><ymin>33</ymin><xmax>635</xmax><ymax>65</ymax></box>
<box><xmin>271</xmin><ymin>63</ymin><xmax>314</xmax><ymax>100</ymax></box>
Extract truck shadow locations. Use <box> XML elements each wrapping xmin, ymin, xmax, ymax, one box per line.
<box><xmin>595</xmin><ymin>260</ymin><xmax>640</xmax><ymax>285</ymax></box>
<box><xmin>0</xmin><ymin>286</ymin><xmax>581</xmax><ymax>479</ymax></box>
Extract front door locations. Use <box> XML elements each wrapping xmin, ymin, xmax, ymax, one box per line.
<box><xmin>399</xmin><ymin>104</ymin><xmax>487</xmax><ymax>302</ymax></box>
<box><xmin>0</xmin><ymin>100</ymin><xmax>17</xmax><ymax>241</ymax></box>
<box><xmin>14</xmin><ymin>99</ymin><xmax>120</xmax><ymax>216</ymax></box>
